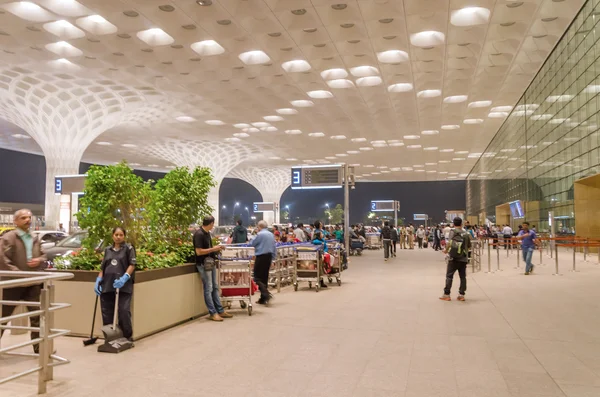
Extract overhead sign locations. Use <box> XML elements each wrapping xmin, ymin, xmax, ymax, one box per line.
<box><xmin>54</xmin><ymin>175</ymin><xmax>86</xmax><ymax>195</ymax></box>
<box><xmin>291</xmin><ymin>165</ymin><xmax>343</xmax><ymax>189</ymax></box>
<box><xmin>253</xmin><ymin>202</ymin><xmax>276</xmax><ymax>213</ymax></box>
<box><xmin>370</xmin><ymin>200</ymin><xmax>398</xmax><ymax>212</ymax></box>
<box><xmin>54</xmin><ymin>178</ymin><xmax>63</xmax><ymax>194</ymax></box>
<box><xmin>414</xmin><ymin>214</ymin><xmax>429</xmax><ymax>220</ymax></box>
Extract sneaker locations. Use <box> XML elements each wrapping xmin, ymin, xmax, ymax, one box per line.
<box><xmin>524</xmin><ymin>272</ymin><xmax>530</xmax><ymax>275</ymax></box>
<box><xmin>384</xmin><ymin>258</ymin><xmax>388</xmax><ymax>261</ymax></box>
<box><xmin>209</xmin><ymin>314</ymin><xmax>224</xmax><ymax>322</ymax></box>
<box><xmin>219</xmin><ymin>312</ymin><xmax>233</xmax><ymax>318</ymax></box>
<box><xmin>439</xmin><ymin>295</ymin><xmax>451</xmax><ymax>301</ymax></box>
<box><xmin>457</xmin><ymin>295</ymin><xmax>465</xmax><ymax>301</ymax></box>
<box><xmin>320</xmin><ymin>281</ymin><xmax>328</xmax><ymax>289</ymax></box>
<box><xmin>530</xmin><ymin>265</ymin><xmax>535</xmax><ymax>273</ymax></box>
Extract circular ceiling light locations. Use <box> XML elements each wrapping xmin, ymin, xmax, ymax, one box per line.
<box><xmin>122</xmin><ymin>143</ymin><xmax>137</xmax><ymax>148</ymax></box>
<box><xmin>331</xmin><ymin>135</ymin><xmax>347</xmax><ymax>140</ymax></box>
<box><xmin>176</xmin><ymin>116</ymin><xmax>196</xmax><ymax>122</ymax></box>
<box><xmin>389</xmin><ymin>142</ymin><xmax>404</xmax><ymax>147</ymax></box>
<box><xmin>285</xmin><ymin>129</ymin><xmax>302</xmax><ymax>135</ymax></box>
<box><xmin>263</xmin><ymin>115</ymin><xmax>283</xmax><ymax>122</ymax></box>
<box><xmin>349</xmin><ymin>65</ymin><xmax>379</xmax><ymax>77</ymax></box>
<box><xmin>388</xmin><ymin>83</ymin><xmax>413</xmax><ymax>93</ymax></box>
<box><xmin>291</xmin><ymin>9</ymin><xmax>306</xmax><ymax>15</ymax></box>
<box><xmin>351</xmin><ymin>138</ymin><xmax>367</xmax><ymax>142</ymax></box>
<box><xmin>196</xmin><ymin>0</ymin><xmax>212</xmax><ymax>5</ymax></box>
<box><xmin>136</xmin><ymin>28</ymin><xmax>174</xmax><ymax>46</ymax></box>
<box><xmin>450</xmin><ymin>7</ymin><xmax>491</xmax><ymax>27</ymax></box>
<box><xmin>417</xmin><ymin>89</ymin><xmax>441</xmax><ymax>98</ymax></box>
<box><xmin>233</xmin><ymin>132</ymin><xmax>249</xmax><ymax>138</ymax></box>
<box><xmin>205</xmin><ymin>119</ymin><xmax>225</xmax><ymax>125</ymax></box>
<box><xmin>331</xmin><ymin>4</ymin><xmax>347</xmax><ymax>10</ymax></box>
<box><xmin>488</xmin><ymin>112</ymin><xmax>509</xmax><ymax>118</ymax></box>
<box><xmin>410</xmin><ymin>31</ymin><xmax>445</xmax><ymax>47</ymax></box>
<box><xmin>356</xmin><ymin>76</ymin><xmax>382</xmax><ymax>87</ymax></box>
<box><xmin>225</xmin><ymin>137</ymin><xmax>241</xmax><ymax>142</ymax></box>
<box><xmin>468</xmin><ymin>100</ymin><xmax>492</xmax><ymax>108</ymax></box>
<box><xmin>242</xmin><ymin>127</ymin><xmax>260</xmax><ymax>132</ymax></box>
<box><xmin>252</xmin><ymin>122</ymin><xmax>270</xmax><ymax>128</ymax></box>
<box><xmin>238</xmin><ymin>50</ymin><xmax>271</xmax><ymax>65</ymax></box>
<box><xmin>191</xmin><ymin>40</ymin><xmax>224</xmax><ymax>56</ymax></box>
<box><xmin>463</xmin><ymin>118</ymin><xmax>484</xmax><ymax>124</ymax></box>
<box><xmin>443</xmin><ymin>95</ymin><xmax>468</xmax><ymax>103</ymax></box>
<box><xmin>96</xmin><ymin>141</ymin><xmax>111</xmax><ymax>145</ymax></box>
<box><xmin>309</xmin><ymin>132</ymin><xmax>325</xmax><ymax>137</ymax></box>
<box><xmin>441</xmin><ymin>125</ymin><xmax>460</xmax><ymax>130</ymax></box>
<box><xmin>336</xmin><ymin>153</ymin><xmax>349</xmax><ymax>157</ymax></box>
<box><xmin>290</xmin><ymin>100</ymin><xmax>314</xmax><ymax>107</ymax></box>
<box><xmin>321</xmin><ymin>68</ymin><xmax>348</xmax><ymax>80</ymax></box>
<box><xmin>234</xmin><ymin>123</ymin><xmax>251</xmax><ymax>128</ymax></box>
<box><xmin>360</xmin><ymin>147</ymin><xmax>374</xmax><ymax>151</ymax></box>
<box><xmin>440</xmin><ymin>149</ymin><xmax>454</xmax><ymax>153</ymax></box>
<box><xmin>491</xmin><ymin>106</ymin><xmax>512</xmax><ymax>112</ymax></box>
<box><xmin>262</xmin><ymin>127</ymin><xmax>278</xmax><ymax>132</ymax></box>
<box><xmin>421</xmin><ymin>130</ymin><xmax>439</xmax><ymax>135</ymax></box>
<box><xmin>276</xmin><ymin>108</ymin><xmax>298</xmax><ymax>115</ymax></box>
<box><xmin>307</xmin><ymin>90</ymin><xmax>333</xmax><ymax>99</ymax></box>
<box><xmin>281</xmin><ymin>59</ymin><xmax>311</xmax><ymax>72</ymax></box>
<box><xmin>327</xmin><ymin>79</ymin><xmax>355</xmax><ymax>89</ymax></box>
<box><xmin>404</xmin><ymin>135</ymin><xmax>420</xmax><ymax>139</ymax></box>
<box><xmin>376</xmin><ymin>50</ymin><xmax>409</xmax><ymax>64</ymax></box>
<box><xmin>407</xmin><ymin>145</ymin><xmax>422</xmax><ymax>149</ymax></box>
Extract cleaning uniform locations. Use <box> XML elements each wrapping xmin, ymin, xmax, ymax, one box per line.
<box><xmin>100</xmin><ymin>244</ymin><xmax>136</xmax><ymax>339</ymax></box>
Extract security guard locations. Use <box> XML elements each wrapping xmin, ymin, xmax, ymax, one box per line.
<box><xmin>94</xmin><ymin>227</ymin><xmax>136</xmax><ymax>340</ymax></box>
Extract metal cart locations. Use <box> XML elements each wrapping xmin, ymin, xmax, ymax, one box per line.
<box><xmin>268</xmin><ymin>244</ymin><xmax>295</xmax><ymax>292</ymax></box>
<box><xmin>219</xmin><ymin>246</ymin><xmax>255</xmax><ymax>316</ymax></box>
<box><xmin>293</xmin><ymin>245</ymin><xmax>324</xmax><ymax>292</ymax></box>
<box><xmin>325</xmin><ymin>241</ymin><xmax>343</xmax><ymax>287</ymax></box>
<box><xmin>366</xmin><ymin>233</ymin><xmax>382</xmax><ymax>249</ymax></box>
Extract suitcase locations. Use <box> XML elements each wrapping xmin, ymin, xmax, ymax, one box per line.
<box><xmin>423</xmin><ymin>241</ymin><xmax>428</xmax><ymax>248</ymax></box>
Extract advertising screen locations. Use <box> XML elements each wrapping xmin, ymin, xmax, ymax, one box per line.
<box><xmin>509</xmin><ymin>200</ymin><xmax>524</xmax><ymax>218</ymax></box>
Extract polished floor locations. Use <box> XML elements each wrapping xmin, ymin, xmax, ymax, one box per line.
<box><xmin>3</xmin><ymin>246</ymin><xmax>600</xmax><ymax>397</ymax></box>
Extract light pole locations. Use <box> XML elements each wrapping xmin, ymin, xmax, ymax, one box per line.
<box><xmin>244</xmin><ymin>206</ymin><xmax>249</xmax><ymax>224</ymax></box>
<box><xmin>221</xmin><ymin>205</ymin><xmax>226</xmax><ymax>225</ymax></box>
<box><xmin>325</xmin><ymin>203</ymin><xmax>330</xmax><ymax>225</ymax></box>
<box><xmin>232</xmin><ymin>202</ymin><xmax>239</xmax><ymax>224</ymax></box>
<box><xmin>285</xmin><ymin>205</ymin><xmax>290</xmax><ymax>222</ymax></box>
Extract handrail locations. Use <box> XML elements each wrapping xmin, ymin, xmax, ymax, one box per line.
<box><xmin>0</xmin><ymin>270</ymin><xmax>74</xmax><ymax>394</ymax></box>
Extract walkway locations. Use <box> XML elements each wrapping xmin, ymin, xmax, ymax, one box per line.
<box><xmin>3</xmin><ymin>247</ymin><xmax>600</xmax><ymax>397</ymax></box>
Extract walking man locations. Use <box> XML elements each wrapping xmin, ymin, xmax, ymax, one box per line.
<box><xmin>440</xmin><ymin>217</ymin><xmax>471</xmax><ymax>302</ymax></box>
<box><xmin>0</xmin><ymin>209</ymin><xmax>47</xmax><ymax>353</ymax></box>
<box><xmin>390</xmin><ymin>225</ymin><xmax>399</xmax><ymax>257</ymax></box>
<box><xmin>502</xmin><ymin>224</ymin><xmax>513</xmax><ymax>249</ymax></box>
<box><xmin>194</xmin><ymin>216</ymin><xmax>233</xmax><ymax>322</ymax></box>
<box><xmin>416</xmin><ymin>225</ymin><xmax>425</xmax><ymax>249</ymax></box>
<box><xmin>517</xmin><ymin>222</ymin><xmax>537</xmax><ymax>275</ymax></box>
<box><xmin>380</xmin><ymin>221</ymin><xmax>392</xmax><ymax>261</ymax></box>
<box><xmin>250</xmin><ymin>220</ymin><xmax>276</xmax><ymax>304</ymax></box>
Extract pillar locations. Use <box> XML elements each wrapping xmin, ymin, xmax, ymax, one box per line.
<box><xmin>44</xmin><ymin>157</ymin><xmax>81</xmax><ymax>230</ymax></box>
<box><xmin>208</xmin><ymin>183</ymin><xmax>221</xmax><ymax>226</ymax></box>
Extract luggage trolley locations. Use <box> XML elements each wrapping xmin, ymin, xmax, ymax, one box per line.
<box><xmin>325</xmin><ymin>241</ymin><xmax>343</xmax><ymax>287</ymax></box>
<box><xmin>219</xmin><ymin>246</ymin><xmax>255</xmax><ymax>316</ymax></box>
<box><xmin>366</xmin><ymin>233</ymin><xmax>382</xmax><ymax>249</ymax></box>
<box><xmin>293</xmin><ymin>245</ymin><xmax>324</xmax><ymax>292</ymax></box>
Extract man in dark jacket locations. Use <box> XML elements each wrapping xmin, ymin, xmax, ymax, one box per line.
<box><xmin>380</xmin><ymin>221</ymin><xmax>392</xmax><ymax>261</ymax></box>
<box><xmin>1</xmin><ymin>209</ymin><xmax>47</xmax><ymax>353</ymax></box>
<box><xmin>231</xmin><ymin>220</ymin><xmax>248</xmax><ymax>244</ymax></box>
<box><xmin>390</xmin><ymin>226</ymin><xmax>399</xmax><ymax>257</ymax></box>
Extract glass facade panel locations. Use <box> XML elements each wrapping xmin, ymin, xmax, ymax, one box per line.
<box><xmin>467</xmin><ymin>1</ymin><xmax>600</xmax><ymax>235</ymax></box>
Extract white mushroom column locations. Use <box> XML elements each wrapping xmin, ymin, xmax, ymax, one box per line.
<box><xmin>228</xmin><ymin>167</ymin><xmax>291</xmax><ymax>226</ymax></box>
<box><xmin>145</xmin><ymin>140</ymin><xmax>260</xmax><ymax>226</ymax></box>
<box><xmin>0</xmin><ymin>72</ymin><xmax>131</xmax><ymax>228</ymax></box>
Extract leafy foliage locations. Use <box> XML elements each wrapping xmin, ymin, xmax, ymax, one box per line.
<box><xmin>325</xmin><ymin>204</ymin><xmax>344</xmax><ymax>224</ymax></box>
<box><xmin>76</xmin><ymin>162</ymin><xmax>152</xmax><ymax>248</ymax></box>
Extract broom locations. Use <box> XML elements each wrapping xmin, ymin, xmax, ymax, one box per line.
<box><xmin>83</xmin><ymin>295</ymin><xmax>99</xmax><ymax>346</ymax></box>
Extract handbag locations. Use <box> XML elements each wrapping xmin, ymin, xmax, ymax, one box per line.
<box><xmin>203</xmin><ymin>256</ymin><xmax>216</xmax><ymax>271</ymax></box>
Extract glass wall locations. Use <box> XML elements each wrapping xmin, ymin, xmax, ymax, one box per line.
<box><xmin>467</xmin><ymin>0</ymin><xmax>600</xmax><ymax>235</ymax></box>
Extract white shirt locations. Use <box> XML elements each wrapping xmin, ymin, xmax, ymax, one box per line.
<box><xmin>502</xmin><ymin>226</ymin><xmax>513</xmax><ymax>235</ymax></box>
<box><xmin>443</xmin><ymin>226</ymin><xmax>451</xmax><ymax>239</ymax></box>
<box><xmin>416</xmin><ymin>228</ymin><xmax>425</xmax><ymax>238</ymax></box>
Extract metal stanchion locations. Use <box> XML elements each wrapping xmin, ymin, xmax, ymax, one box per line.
<box><xmin>507</xmin><ymin>239</ymin><xmax>510</xmax><ymax>258</ymax></box>
<box><xmin>496</xmin><ymin>244</ymin><xmax>502</xmax><ymax>271</ymax></box>
<box><xmin>571</xmin><ymin>245</ymin><xmax>578</xmax><ymax>272</ymax></box>
<box><xmin>539</xmin><ymin>246</ymin><xmax>543</xmax><ymax>266</ymax></box>
<box><xmin>553</xmin><ymin>243</ymin><xmax>562</xmax><ymax>276</ymax></box>
<box><xmin>38</xmin><ymin>286</ymin><xmax>49</xmax><ymax>394</ymax></box>
<box><xmin>515</xmin><ymin>245</ymin><xmax>520</xmax><ymax>269</ymax></box>
<box><xmin>550</xmin><ymin>239</ymin><xmax>553</xmax><ymax>258</ymax></box>
<box><xmin>584</xmin><ymin>240</ymin><xmax>588</xmax><ymax>262</ymax></box>
<box><xmin>486</xmin><ymin>240</ymin><xmax>493</xmax><ymax>273</ymax></box>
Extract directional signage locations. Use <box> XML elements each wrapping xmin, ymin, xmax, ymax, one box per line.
<box><xmin>414</xmin><ymin>214</ymin><xmax>429</xmax><ymax>221</ymax></box>
<box><xmin>54</xmin><ymin>178</ymin><xmax>63</xmax><ymax>194</ymax></box>
<box><xmin>291</xmin><ymin>165</ymin><xmax>343</xmax><ymax>189</ymax></box>
<box><xmin>370</xmin><ymin>200</ymin><xmax>398</xmax><ymax>212</ymax></box>
<box><xmin>253</xmin><ymin>202</ymin><xmax>276</xmax><ymax>213</ymax></box>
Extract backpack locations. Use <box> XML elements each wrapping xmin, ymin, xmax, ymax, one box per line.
<box><xmin>448</xmin><ymin>229</ymin><xmax>468</xmax><ymax>259</ymax></box>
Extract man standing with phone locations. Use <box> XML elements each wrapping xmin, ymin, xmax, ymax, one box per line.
<box><xmin>517</xmin><ymin>222</ymin><xmax>537</xmax><ymax>275</ymax></box>
<box><xmin>194</xmin><ymin>216</ymin><xmax>233</xmax><ymax>322</ymax></box>
<box><xmin>0</xmin><ymin>209</ymin><xmax>47</xmax><ymax>353</ymax></box>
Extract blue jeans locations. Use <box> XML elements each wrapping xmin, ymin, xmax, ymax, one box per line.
<box><xmin>522</xmin><ymin>247</ymin><xmax>534</xmax><ymax>273</ymax></box>
<box><xmin>197</xmin><ymin>265</ymin><xmax>224</xmax><ymax>315</ymax></box>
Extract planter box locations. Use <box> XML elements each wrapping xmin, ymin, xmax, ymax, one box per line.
<box><xmin>48</xmin><ymin>264</ymin><xmax>207</xmax><ymax>341</ymax></box>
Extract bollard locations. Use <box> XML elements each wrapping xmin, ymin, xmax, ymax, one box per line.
<box><xmin>553</xmin><ymin>243</ymin><xmax>562</xmax><ymax>276</ymax></box>
<box><xmin>571</xmin><ymin>245</ymin><xmax>578</xmax><ymax>272</ymax></box>
<box><xmin>496</xmin><ymin>244</ymin><xmax>502</xmax><ymax>271</ymax></box>
<box><xmin>486</xmin><ymin>241</ymin><xmax>493</xmax><ymax>273</ymax></box>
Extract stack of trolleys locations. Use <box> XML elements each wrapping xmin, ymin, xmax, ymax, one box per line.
<box><xmin>218</xmin><ymin>245</ymin><xmax>255</xmax><ymax>316</ymax></box>
<box><xmin>280</xmin><ymin>244</ymin><xmax>296</xmax><ymax>287</ymax></box>
<box><xmin>294</xmin><ymin>244</ymin><xmax>324</xmax><ymax>292</ymax></box>
<box><xmin>269</xmin><ymin>244</ymin><xmax>295</xmax><ymax>292</ymax></box>
<box><xmin>366</xmin><ymin>233</ymin><xmax>381</xmax><ymax>249</ymax></box>
<box><xmin>324</xmin><ymin>240</ymin><xmax>343</xmax><ymax>287</ymax></box>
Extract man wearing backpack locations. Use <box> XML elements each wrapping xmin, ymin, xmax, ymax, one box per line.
<box><xmin>380</xmin><ymin>221</ymin><xmax>392</xmax><ymax>261</ymax></box>
<box><xmin>440</xmin><ymin>217</ymin><xmax>471</xmax><ymax>302</ymax></box>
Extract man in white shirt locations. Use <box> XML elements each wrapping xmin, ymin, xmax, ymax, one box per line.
<box><xmin>294</xmin><ymin>223</ymin><xmax>307</xmax><ymax>242</ymax></box>
<box><xmin>502</xmin><ymin>224</ymin><xmax>513</xmax><ymax>249</ymax></box>
<box><xmin>443</xmin><ymin>224</ymin><xmax>451</xmax><ymax>242</ymax></box>
<box><xmin>416</xmin><ymin>226</ymin><xmax>426</xmax><ymax>249</ymax></box>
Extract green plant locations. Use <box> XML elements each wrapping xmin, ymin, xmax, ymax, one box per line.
<box><xmin>148</xmin><ymin>166</ymin><xmax>215</xmax><ymax>246</ymax></box>
<box><xmin>76</xmin><ymin>162</ymin><xmax>152</xmax><ymax>248</ymax></box>
<box><xmin>53</xmin><ymin>248</ymin><xmax>103</xmax><ymax>271</ymax></box>
<box><xmin>325</xmin><ymin>204</ymin><xmax>344</xmax><ymax>224</ymax></box>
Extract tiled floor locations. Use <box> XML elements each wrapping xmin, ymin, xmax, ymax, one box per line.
<box><xmin>3</xmin><ymin>246</ymin><xmax>600</xmax><ymax>397</ymax></box>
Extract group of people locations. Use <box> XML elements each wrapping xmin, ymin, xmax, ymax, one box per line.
<box><xmin>378</xmin><ymin>222</ymin><xmax>429</xmax><ymax>260</ymax></box>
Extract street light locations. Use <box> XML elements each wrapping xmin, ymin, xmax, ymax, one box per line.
<box><xmin>325</xmin><ymin>203</ymin><xmax>330</xmax><ymax>224</ymax></box>
<box><xmin>232</xmin><ymin>202</ymin><xmax>239</xmax><ymax>223</ymax></box>
<box><xmin>244</xmin><ymin>206</ymin><xmax>249</xmax><ymax>224</ymax></box>
<box><xmin>285</xmin><ymin>204</ymin><xmax>290</xmax><ymax>222</ymax></box>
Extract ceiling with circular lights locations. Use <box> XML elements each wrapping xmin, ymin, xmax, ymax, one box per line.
<box><xmin>0</xmin><ymin>0</ymin><xmax>586</xmax><ymax>184</ymax></box>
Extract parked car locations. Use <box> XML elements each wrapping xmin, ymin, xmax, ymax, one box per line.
<box><xmin>213</xmin><ymin>226</ymin><xmax>234</xmax><ymax>244</ymax></box>
<box><xmin>32</xmin><ymin>230</ymin><xmax>68</xmax><ymax>250</ymax></box>
<box><xmin>44</xmin><ymin>231</ymin><xmax>90</xmax><ymax>266</ymax></box>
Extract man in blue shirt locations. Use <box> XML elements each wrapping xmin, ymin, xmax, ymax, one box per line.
<box><xmin>517</xmin><ymin>221</ymin><xmax>537</xmax><ymax>275</ymax></box>
<box><xmin>250</xmin><ymin>220</ymin><xmax>276</xmax><ymax>305</ymax></box>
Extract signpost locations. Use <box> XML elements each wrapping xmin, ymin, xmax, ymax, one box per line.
<box><xmin>371</xmin><ymin>200</ymin><xmax>400</xmax><ymax>226</ymax></box>
<box><xmin>252</xmin><ymin>202</ymin><xmax>276</xmax><ymax>213</ymax></box>
<box><xmin>414</xmin><ymin>213</ymin><xmax>429</xmax><ymax>228</ymax></box>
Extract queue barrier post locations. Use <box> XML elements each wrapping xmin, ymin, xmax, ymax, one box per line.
<box><xmin>507</xmin><ymin>240</ymin><xmax>510</xmax><ymax>258</ymax></box>
<box><xmin>539</xmin><ymin>245</ymin><xmax>543</xmax><ymax>266</ymax></box>
<box><xmin>515</xmin><ymin>244</ymin><xmax>520</xmax><ymax>269</ymax></box>
<box><xmin>550</xmin><ymin>239</ymin><xmax>553</xmax><ymax>258</ymax></box>
<box><xmin>571</xmin><ymin>244</ymin><xmax>578</xmax><ymax>272</ymax></box>
<box><xmin>486</xmin><ymin>240</ymin><xmax>493</xmax><ymax>274</ymax></box>
<box><xmin>496</xmin><ymin>244</ymin><xmax>502</xmax><ymax>272</ymax></box>
<box><xmin>553</xmin><ymin>243</ymin><xmax>562</xmax><ymax>276</ymax></box>
<box><xmin>584</xmin><ymin>239</ymin><xmax>588</xmax><ymax>262</ymax></box>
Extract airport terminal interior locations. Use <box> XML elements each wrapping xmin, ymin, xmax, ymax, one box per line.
<box><xmin>3</xmin><ymin>0</ymin><xmax>600</xmax><ymax>396</ymax></box>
